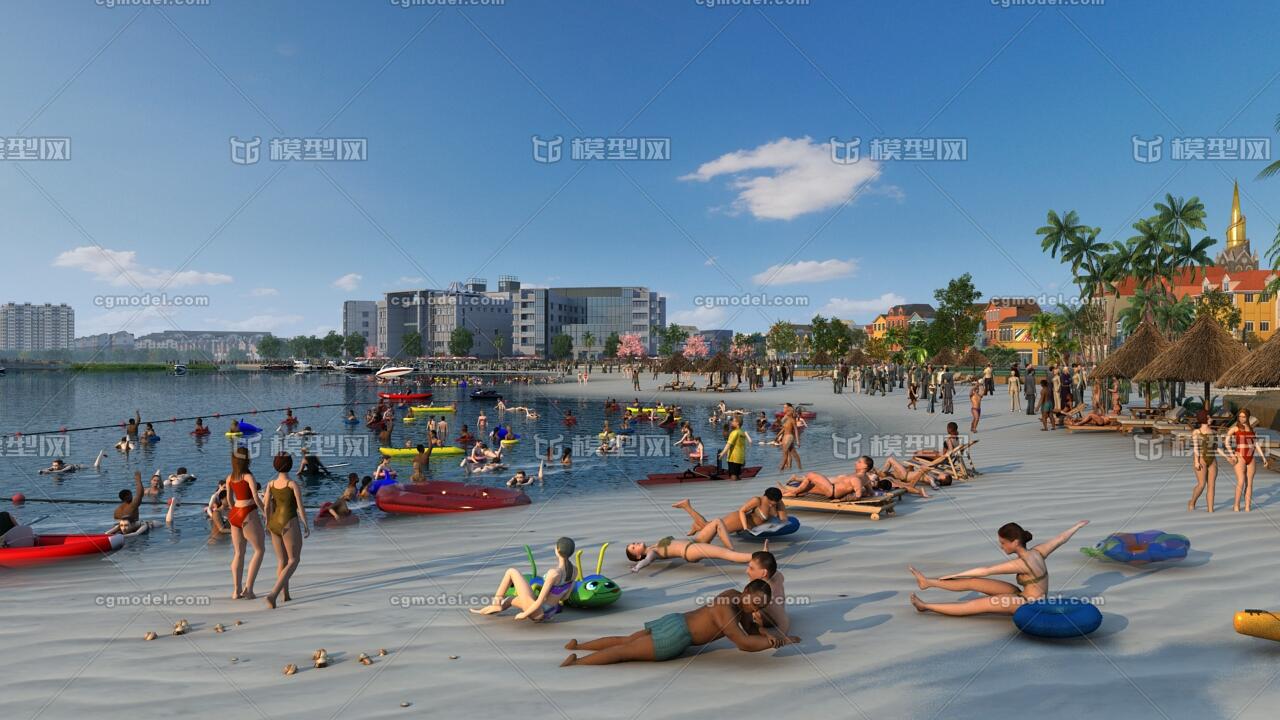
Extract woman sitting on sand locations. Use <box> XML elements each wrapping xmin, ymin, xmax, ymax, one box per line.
<box><xmin>626</xmin><ymin>537</ymin><xmax>763</xmax><ymax>572</ymax></box>
<box><xmin>671</xmin><ymin>488</ymin><xmax>787</xmax><ymax>549</ymax></box>
<box><xmin>908</xmin><ymin>520</ymin><xmax>1089</xmax><ymax>616</ymax></box>
<box><xmin>471</xmin><ymin>537</ymin><xmax>577</xmax><ymax>622</ymax></box>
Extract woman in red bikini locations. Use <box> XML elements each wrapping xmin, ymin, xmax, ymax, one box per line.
<box><xmin>1224</xmin><ymin>408</ymin><xmax>1258</xmax><ymax>512</ymax></box>
<box><xmin>225</xmin><ymin>447</ymin><xmax>266</xmax><ymax>599</ymax></box>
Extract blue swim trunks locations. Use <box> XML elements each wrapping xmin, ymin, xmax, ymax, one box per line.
<box><xmin>644</xmin><ymin>612</ymin><xmax>693</xmax><ymax>661</ymax></box>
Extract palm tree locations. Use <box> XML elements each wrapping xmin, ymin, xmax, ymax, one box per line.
<box><xmin>582</xmin><ymin>331</ymin><xmax>595</xmax><ymax>361</ymax></box>
<box><xmin>1155</xmin><ymin>194</ymin><xmax>1207</xmax><ymax>245</ymax></box>
<box><xmin>882</xmin><ymin>326</ymin><xmax>906</xmax><ymax>352</ymax></box>
<box><xmin>1028</xmin><ymin>313</ymin><xmax>1059</xmax><ymax>365</ymax></box>
<box><xmin>1037</xmin><ymin>209</ymin><xmax>1090</xmax><ymax>259</ymax></box>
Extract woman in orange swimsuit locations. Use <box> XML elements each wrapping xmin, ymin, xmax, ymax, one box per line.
<box><xmin>1225</xmin><ymin>409</ymin><xmax>1258</xmax><ymax>512</ymax></box>
<box><xmin>225</xmin><ymin>447</ymin><xmax>266</xmax><ymax>600</ymax></box>
<box><xmin>262</xmin><ymin>452</ymin><xmax>309</xmax><ymax>609</ymax></box>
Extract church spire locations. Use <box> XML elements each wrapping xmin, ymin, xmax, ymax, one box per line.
<box><xmin>1227</xmin><ymin>180</ymin><xmax>1247</xmax><ymax>249</ymax></box>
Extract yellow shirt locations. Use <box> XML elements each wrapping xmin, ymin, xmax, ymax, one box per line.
<box><xmin>726</xmin><ymin>428</ymin><xmax>747</xmax><ymax>464</ymax></box>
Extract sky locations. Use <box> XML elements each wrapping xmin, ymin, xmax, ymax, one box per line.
<box><xmin>4</xmin><ymin>0</ymin><xmax>1280</xmax><ymax>339</ymax></box>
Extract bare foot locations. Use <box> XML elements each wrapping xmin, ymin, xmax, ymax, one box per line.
<box><xmin>909</xmin><ymin>593</ymin><xmax>928</xmax><ymax>613</ymax></box>
<box><xmin>671</xmin><ymin>499</ymin><xmax>690</xmax><ymax>509</ymax></box>
<box><xmin>560</xmin><ymin>654</ymin><xmax>578</xmax><ymax>667</ymax></box>
<box><xmin>564</xmin><ymin>639</ymin><xmax>578</xmax><ymax>650</ymax></box>
<box><xmin>470</xmin><ymin>604</ymin><xmax>504</xmax><ymax>616</ymax></box>
<box><xmin>241</xmin><ymin>590</ymin><xmax>256</xmax><ymax>600</ymax></box>
<box><xmin>231</xmin><ymin>591</ymin><xmax>241</xmax><ymax>600</ymax></box>
<box><xmin>265</xmin><ymin>593</ymin><xmax>278</xmax><ymax>610</ymax></box>
<box><xmin>908</xmin><ymin>566</ymin><xmax>928</xmax><ymax>590</ymax></box>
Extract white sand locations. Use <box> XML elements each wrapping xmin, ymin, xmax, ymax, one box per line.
<box><xmin>4</xmin><ymin>373</ymin><xmax>1279</xmax><ymax>719</ymax></box>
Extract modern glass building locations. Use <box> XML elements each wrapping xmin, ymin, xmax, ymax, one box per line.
<box><xmin>380</xmin><ymin>280</ymin><xmax>512</xmax><ymax>359</ymax></box>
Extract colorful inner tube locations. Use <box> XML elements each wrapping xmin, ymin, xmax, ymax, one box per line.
<box><xmin>1081</xmin><ymin>530</ymin><xmax>1190</xmax><ymax>564</ymax></box>
<box><xmin>376</xmin><ymin>481</ymin><xmax>531</xmax><ymax>514</ymax></box>
<box><xmin>379</xmin><ymin>446</ymin><xmax>465</xmax><ymax>457</ymax></box>
<box><xmin>1013</xmin><ymin>599</ymin><xmax>1103</xmax><ymax>638</ymax></box>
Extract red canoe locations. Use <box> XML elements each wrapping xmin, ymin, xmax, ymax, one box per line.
<box><xmin>0</xmin><ymin>533</ymin><xmax>124</xmax><ymax>569</ymax></box>
<box><xmin>376</xmin><ymin>481</ymin><xmax>530</xmax><ymax>515</ymax></box>
<box><xmin>638</xmin><ymin>465</ymin><xmax>763</xmax><ymax>487</ymax></box>
<box><xmin>379</xmin><ymin>392</ymin><xmax>432</xmax><ymax>401</ymax></box>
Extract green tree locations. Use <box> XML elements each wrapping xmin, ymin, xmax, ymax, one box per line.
<box><xmin>766</xmin><ymin>321</ymin><xmax>797</xmax><ymax>356</ymax></box>
<box><xmin>581</xmin><ymin>331</ymin><xmax>595</xmax><ymax>360</ymax></box>
<box><xmin>401</xmin><ymin>331</ymin><xmax>423</xmax><ymax>358</ymax></box>
<box><xmin>343</xmin><ymin>332</ymin><xmax>366</xmax><ymax>357</ymax></box>
<box><xmin>321</xmin><ymin>330</ymin><xmax>345</xmax><ymax>357</ymax></box>
<box><xmin>656</xmin><ymin>323</ymin><xmax>689</xmax><ymax>357</ymax></box>
<box><xmin>929</xmin><ymin>274</ymin><xmax>982</xmax><ymax>353</ymax></box>
<box><xmin>550</xmin><ymin>333</ymin><xmax>574</xmax><ymax>360</ymax></box>
<box><xmin>603</xmin><ymin>331</ymin><xmax>621</xmax><ymax>358</ymax></box>
<box><xmin>256</xmin><ymin>334</ymin><xmax>284</xmax><ymax>360</ymax></box>
<box><xmin>1028</xmin><ymin>313</ymin><xmax>1059</xmax><ymax>363</ymax></box>
<box><xmin>1194</xmin><ymin>288</ymin><xmax>1241</xmax><ymax>333</ymax></box>
<box><xmin>1037</xmin><ymin>209</ymin><xmax>1091</xmax><ymax>260</ymax></box>
<box><xmin>448</xmin><ymin>327</ymin><xmax>475</xmax><ymax>356</ymax></box>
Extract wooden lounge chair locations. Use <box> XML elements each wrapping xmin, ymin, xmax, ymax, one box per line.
<box><xmin>783</xmin><ymin>487</ymin><xmax>902</xmax><ymax>520</ymax></box>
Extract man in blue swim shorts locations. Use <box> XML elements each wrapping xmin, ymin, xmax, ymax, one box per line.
<box><xmin>560</xmin><ymin>580</ymin><xmax>794</xmax><ymax>666</ymax></box>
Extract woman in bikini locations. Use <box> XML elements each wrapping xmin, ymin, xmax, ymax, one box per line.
<box><xmin>968</xmin><ymin>381</ymin><xmax>983</xmax><ymax>434</ymax></box>
<box><xmin>1038</xmin><ymin>379</ymin><xmax>1054</xmax><ymax>430</ymax></box>
<box><xmin>908</xmin><ymin>520</ymin><xmax>1089</xmax><ymax>616</ymax></box>
<box><xmin>472</xmin><ymin>537</ymin><xmax>577</xmax><ymax>621</ymax></box>
<box><xmin>777</xmin><ymin>405</ymin><xmax>801</xmax><ymax>472</ymax></box>
<box><xmin>625</xmin><ymin>537</ymin><xmax>760</xmax><ymax>572</ymax></box>
<box><xmin>670</xmin><ymin>488</ymin><xmax>787</xmax><ymax>550</ymax></box>
<box><xmin>262</xmin><ymin>452</ymin><xmax>309</xmax><ymax>608</ymax></box>
<box><xmin>913</xmin><ymin>422</ymin><xmax>960</xmax><ymax>462</ymax></box>
<box><xmin>1224</xmin><ymin>408</ymin><xmax>1258</xmax><ymax>512</ymax></box>
<box><xmin>225</xmin><ymin>447</ymin><xmax>266</xmax><ymax>600</ymax></box>
<box><xmin>1189</xmin><ymin>410</ymin><xmax>1219</xmax><ymax>512</ymax></box>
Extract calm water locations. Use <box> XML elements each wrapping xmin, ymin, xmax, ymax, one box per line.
<box><xmin>0</xmin><ymin>371</ymin><xmax>855</xmax><ymax>553</ymax></box>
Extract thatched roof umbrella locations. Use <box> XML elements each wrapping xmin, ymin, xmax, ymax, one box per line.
<box><xmin>956</xmin><ymin>347</ymin><xmax>989</xmax><ymax>369</ymax></box>
<box><xmin>700</xmin><ymin>352</ymin><xmax>736</xmax><ymax>385</ymax></box>
<box><xmin>929</xmin><ymin>348</ymin><xmax>957</xmax><ymax>366</ymax></box>
<box><xmin>1133</xmin><ymin>314</ymin><xmax>1247</xmax><ymax>408</ymax></box>
<box><xmin>844</xmin><ymin>348</ymin><xmax>868</xmax><ymax>366</ymax></box>
<box><xmin>1092</xmin><ymin>321</ymin><xmax>1171</xmax><ymax>380</ymax></box>
<box><xmin>660</xmin><ymin>353</ymin><xmax>692</xmax><ymax>381</ymax></box>
<box><xmin>1217</xmin><ymin>330</ymin><xmax>1280</xmax><ymax>388</ymax></box>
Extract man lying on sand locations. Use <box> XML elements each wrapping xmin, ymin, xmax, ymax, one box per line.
<box><xmin>626</xmin><ymin>538</ymin><xmax>764</xmax><ymax>572</ymax></box>
<box><xmin>561</xmin><ymin>580</ymin><xmax>794</xmax><ymax>666</ymax></box>
<box><xmin>782</xmin><ymin>455</ymin><xmax>933</xmax><ymax>499</ymax></box>
<box><xmin>747</xmin><ymin>550</ymin><xmax>798</xmax><ymax>644</ymax></box>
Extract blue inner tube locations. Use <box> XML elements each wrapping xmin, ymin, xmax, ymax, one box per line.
<box><xmin>1013</xmin><ymin>599</ymin><xmax>1103</xmax><ymax>638</ymax></box>
<box><xmin>737</xmin><ymin>515</ymin><xmax>800</xmax><ymax>540</ymax></box>
<box><xmin>343</xmin><ymin>418</ymin><xmax>360</xmax><ymax>425</ymax></box>
<box><xmin>237</xmin><ymin>421</ymin><xmax>263</xmax><ymax>435</ymax></box>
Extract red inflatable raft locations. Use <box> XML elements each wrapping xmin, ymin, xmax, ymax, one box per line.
<box><xmin>0</xmin><ymin>533</ymin><xmax>124</xmax><ymax>569</ymax></box>
<box><xmin>638</xmin><ymin>465</ymin><xmax>762</xmax><ymax>487</ymax></box>
<box><xmin>376</xmin><ymin>481</ymin><xmax>530</xmax><ymax>515</ymax></box>
<box><xmin>379</xmin><ymin>392</ymin><xmax>432</xmax><ymax>401</ymax></box>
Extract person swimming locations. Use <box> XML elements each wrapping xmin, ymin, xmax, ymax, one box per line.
<box><xmin>192</xmin><ymin>417</ymin><xmax>211</xmax><ymax>436</ymax></box>
<box><xmin>507</xmin><ymin>461</ymin><xmax>545</xmax><ymax>487</ymax></box>
<box><xmin>167</xmin><ymin>467</ymin><xmax>196</xmax><ymax>485</ymax></box>
<box><xmin>38</xmin><ymin>458</ymin><xmax>81</xmax><ymax>475</ymax></box>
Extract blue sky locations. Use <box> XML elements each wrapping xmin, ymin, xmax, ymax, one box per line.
<box><xmin>4</xmin><ymin>0</ymin><xmax>1280</xmax><ymax>338</ymax></box>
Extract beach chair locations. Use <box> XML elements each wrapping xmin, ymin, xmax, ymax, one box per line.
<box><xmin>782</xmin><ymin>486</ymin><xmax>902</xmax><ymax>520</ymax></box>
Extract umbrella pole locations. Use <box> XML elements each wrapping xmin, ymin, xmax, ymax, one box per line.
<box><xmin>1204</xmin><ymin>380</ymin><xmax>1211</xmax><ymax>414</ymax></box>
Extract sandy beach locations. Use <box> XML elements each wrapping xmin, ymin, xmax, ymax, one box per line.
<box><xmin>5</xmin><ymin>373</ymin><xmax>1279</xmax><ymax>720</ymax></box>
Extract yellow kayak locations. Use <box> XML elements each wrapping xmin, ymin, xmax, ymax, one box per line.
<box><xmin>501</xmin><ymin>438</ymin><xmax>520</xmax><ymax>447</ymax></box>
<box><xmin>1235</xmin><ymin>609</ymin><xmax>1280</xmax><ymax>641</ymax></box>
<box><xmin>411</xmin><ymin>405</ymin><xmax>456</xmax><ymax>413</ymax></box>
<box><xmin>402</xmin><ymin>416</ymin><xmax>417</xmax><ymax>424</ymax></box>
<box><xmin>379</xmin><ymin>446</ymin><xmax>464</xmax><ymax>457</ymax></box>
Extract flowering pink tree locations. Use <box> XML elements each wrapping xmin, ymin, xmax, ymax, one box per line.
<box><xmin>617</xmin><ymin>333</ymin><xmax>647</xmax><ymax>360</ymax></box>
<box><xmin>683</xmin><ymin>334</ymin><xmax>709</xmax><ymax>360</ymax></box>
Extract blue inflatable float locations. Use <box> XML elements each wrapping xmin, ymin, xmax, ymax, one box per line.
<box><xmin>1081</xmin><ymin>530</ymin><xmax>1189</xmax><ymax>564</ymax></box>
<box><xmin>237</xmin><ymin>421</ymin><xmax>263</xmax><ymax>435</ymax></box>
<box><xmin>1014</xmin><ymin>599</ymin><xmax>1103</xmax><ymax>638</ymax></box>
<box><xmin>738</xmin><ymin>515</ymin><xmax>800</xmax><ymax>540</ymax></box>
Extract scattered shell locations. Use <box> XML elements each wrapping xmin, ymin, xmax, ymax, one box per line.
<box><xmin>230</xmin><ymin>657</ymin><xmax>239</xmax><ymax>663</ymax></box>
<box><xmin>359</xmin><ymin>653</ymin><xmax>372</xmax><ymax>666</ymax></box>
<box><xmin>400</xmin><ymin>702</ymin><xmax>412</xmax><ymax>708</ymax></box>
<box><xmin>143</xmin><ymin>631</ymin><xmax>157</xmax><ymax>641</ymax></box>
<box><xmin>235</xmin><ymin>619</ymin><xmax>244</xmax><ymax>626</ymax></box>
<box><xmin>172</xmin><ymin>619</ymin><xmax>190</xmax><ymax>636</ymax></box>
<box><xmin>313</xmin><ymin>649</ymin><xmax>329</xmax><ymax>668</ymax></box>
<box><xmin>283</xmin><ymin>664</ymin><xmax>297</xmax><ymax>676</ymax></box>
<box><xmin>214</xmin><ymin>624</ymin><xmax>226</xmax><ymax>633</ymax></box>
<box><xmin>377</xmin><ymin>648</ymin><xmax>388</xmax><ymax>656</ymax></box>
<box><xmin>448</xmin><ymin>655</ymin><xmax>459</xmax><ymax>660</ymax></box>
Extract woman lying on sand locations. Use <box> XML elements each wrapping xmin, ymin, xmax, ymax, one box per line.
<box><xmin>912</xmin><ymin>422</ymin><xmax>960</xmax><ymax>462</ymax></box>
<box><xmin>908</xmin><ymin>520</ymin><xmax>1089</xmax><ymax>616</ymax></box>
<box><xmin>1065</xmin><ymin>409</ymin><xmax>1119</xmax><ymax>427</ymax></box>
<box><xmin>561</xmin><ymin>581</ymin><xmax>790</xmax><ymax>666</ymax></box>
<box><xmin>671</xmin><ymin>488</ymin><xmax>787</xmax><ymax>550</ymax></box>
<box><xmin>472</xmin><ymin>537</ymin><xmax>577</xmax><ymax>621</ymax></box>
<box><xmin>626</xmin><ymin>538</ymin><xmax>763</xmax><ymax>572</ymax></box>
<box><xmin>782</xmin><ymin>456</ymin><xmax>934</xmax><ymax>499</ymax></box>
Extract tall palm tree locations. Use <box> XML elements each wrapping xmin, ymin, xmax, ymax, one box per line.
<box><xmin>1037</xmin><ymin>210</ymin><xmax>1090</xmax><ymax>259</ymax></box>
<box><xmin>1154</xmin><ymin>194</ymin><xmax>1207</xmax><ymax>245</ymax></box>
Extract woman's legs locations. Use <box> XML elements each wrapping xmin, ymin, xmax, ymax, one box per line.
<box><xmin>685</xmin><ymin>544</ymin><xmax>753</xmax><ymax>563</ymax></box>
<box><xmin>242</xmin><ymin>516</ymin><xmax>265</xmax><ymax>599</ymax></box>
<box><xmin>1244</xmin><ymin>460</ymin><xmax>1256</xmax><ymax>512</ymax></box>
<box><xmin>693</xmin><ymin>518</ymin><xmax>734</xmax><ymax>549</ymax></box>
<box><xmin>1189</xmin><ymin>463</ymin><xmax>1208</xmax><ymax>511</ymax></box>
<box><xmin>910</xmin><ymin>593</ymin><xmax>1022</xmax><ymax>616</ymax></box>
<box><xmin>1205</xmin><ymin>462</ymin><xmax>1217</xmax><ymax>513</ymax></box>
<box><xmin>266</xmin><ymin>521</ymin><xmax>302</xmax><ymax>608</ymax></box>
<box><xmin>1233</xmin><ymin>459</ymin><xmax>1248</xmax><ymax>511</ymax></box>
<box><xmin>472</xmin><ymin>567</ymin><xmax>534</xmax><ymax>614</ymax></box>
<box><xmin>230</xmin><ymin>526</ymin><xmax>246</xmax><ymax>599</ymax></box>
<box><xmin>672</xmin><ymin>499</ymin><xmax>709</xmax><ymax>535</ymax></box>
<box><xmin>909</xmin><ymin>566</ymin><xmax>1019</xmax><ymax>596</ymax></box>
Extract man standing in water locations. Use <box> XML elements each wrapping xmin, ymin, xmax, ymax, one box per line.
<box><xmin>719</xmin><ymin>416</ymin><xmax>749</xmax><ymax>481</ymax></box>
<box><xmin>777</xmin><ymin>404</ymin><xmax>801</xmax><ymax>472</ymax></box>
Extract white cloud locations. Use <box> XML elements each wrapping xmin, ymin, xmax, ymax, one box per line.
<box><xmin>753</xmin><ymin>259</ymin><xmax>857</xmax><ymax>286</ymax></box>
<box><xmin>669</xmin><ymin>306</ymin><xmax>728</xmax><ymax>329</ymax></box>
<box><xmin>680</xmin><ymin>137</ymin><xmax>882</xmax><ymax>220</ymax></box>
<box><xmin>820</xmin><ymin>292</ymin><xmax>906</xmax><ymax>320</ymax></box>
<box><xmin>250</xmin><ymin>287</ymin><xmax>279</xmax><ymax>297</ymax></box>
<box><xmin>704</xmin><ymin>256</ymin><xmax>718</xmax><ymax>266</ymax></box>
<box><xmin>332</xmin><ymin>273</ymin><xmax>362</xmax><ymax>291</ymax></box>
<box><xmin>394</xmin><ymin>276</ymin><xmax>425</xmax><ymax>287</ymax></box>
<box><xmin>53</xmin><ymin>246</ymin><xmax>232</xmax><ymax>289</ymax></box>
<box><xmin>310</xmin><ymin>325</ymin><xmax>337</xmax><ymax>337</ymax></box>
<box><xmin>216</xmin><ymin>314</ymin><xmax>305</xmax><ymax>333</ymax></box>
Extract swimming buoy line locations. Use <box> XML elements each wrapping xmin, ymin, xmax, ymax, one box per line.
<box><xmin>11</xmin><ymin>496</ymin><xmax>333</xmax><ymax>511</ymax></box>
<box><xmin>6</xmin><ymin>401</ymin><xmax>388</xmax><ymax>439</ymax></box>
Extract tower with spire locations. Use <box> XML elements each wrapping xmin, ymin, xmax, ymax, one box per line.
<box><xmin>1215</xmin><ymin>181</ymin><xmax>1259</xmax><ymax>272</ymax></box>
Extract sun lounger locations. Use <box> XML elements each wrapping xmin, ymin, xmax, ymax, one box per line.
<box><xmin>783</xmin><ymin>488</ymin><xmax>902</xmax><ymax>520</ymax></box>
<box><xmin>1065</xmin><ymin>423</ymin><xmax>1123</xmax><ymax>432</ymax></box>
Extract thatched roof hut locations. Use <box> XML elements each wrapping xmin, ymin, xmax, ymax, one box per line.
<box><xmin>1133</xmin><ymin>314</ymin><xmax>1248</xmax><ymax>403</ymax></box>
<box><xmin>1217</xmin><ymin>330</ymin><xmax>1280</xmax><ymax>387</ymax></box>
<box><xmin>660</xmin><ymin>354</ymin><xmax>692</xmax><ymax>375</ymax></box>
<box><xmin>955</xmin><ymin>347</ymin><xmax>990</xmax><ymax>368</ymax></box>
<box><xmin>1092</xmin><ymin>321</ymin><xmax>1171</xmax><ymax>379</ymax></box>
<box><xmin>929</xmin><ymin>348</ymin><xmax>957</xmax><ymax>366</ymax></box>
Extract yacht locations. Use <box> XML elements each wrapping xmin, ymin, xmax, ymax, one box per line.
<box><xmin>293</xmin><ymin>359</ymin><xmax>315</xmax><ymax>373</ymax></box>
<box><xmin>375</xmin><ymin>365</ymin><xmax>414</xmax><ymax>380</ymax></box>
<box><xmin>342</xmin><ymin>359</ymin><xmax>377</xmax><ymax>375</ymax></box>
